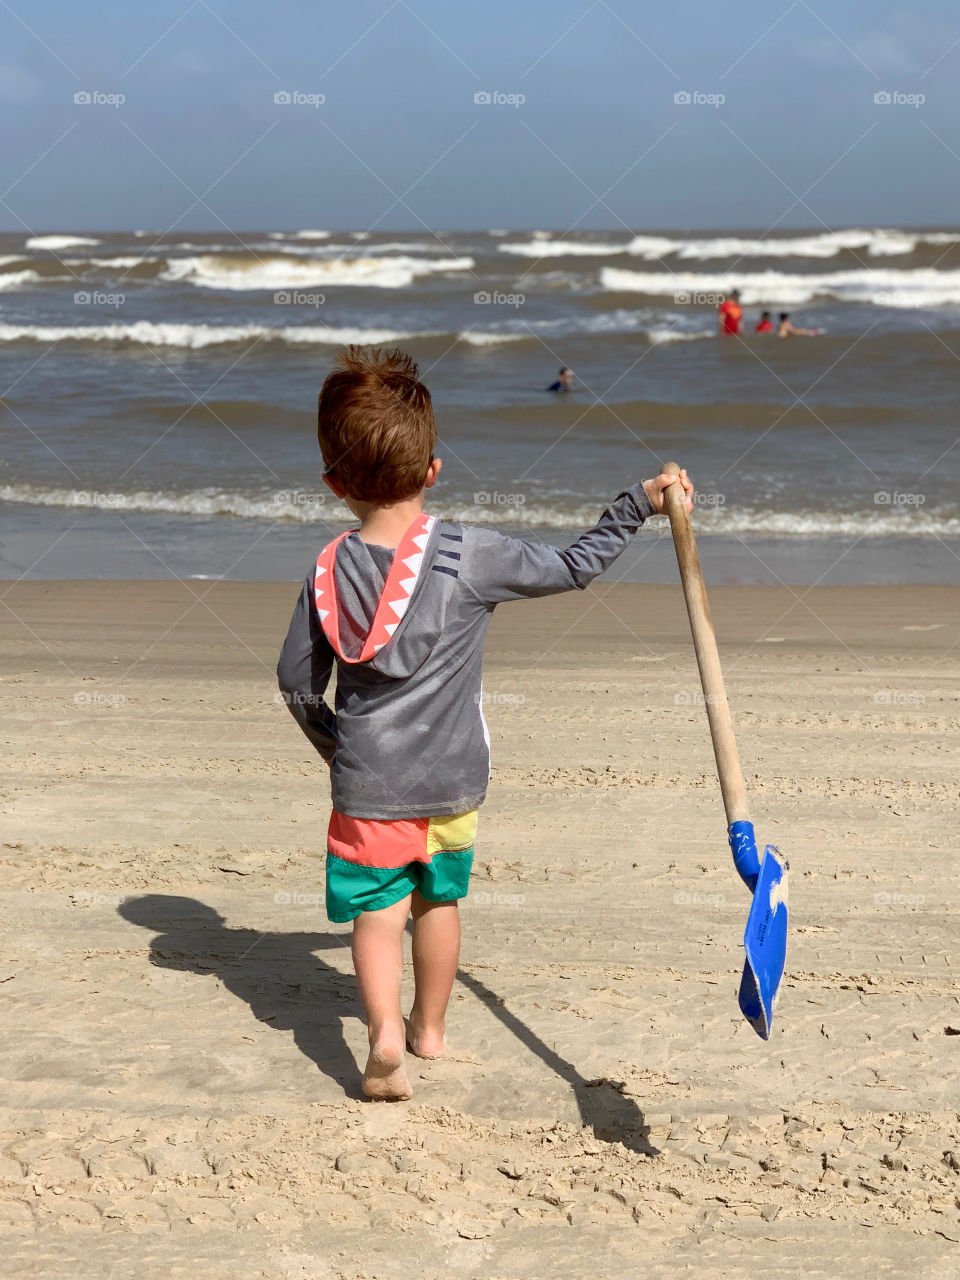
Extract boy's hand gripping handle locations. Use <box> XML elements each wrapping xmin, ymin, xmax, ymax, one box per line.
<box><xmin>661</xmin><ymin>463</ymin><xmax>760</xmax><ymax>888</ymax></box>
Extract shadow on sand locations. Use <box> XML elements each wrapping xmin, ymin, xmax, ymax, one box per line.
<box><xmin>119</xmin><ymin>894</ymin><xmax>656</xmax><ymax>1154</ymax></box>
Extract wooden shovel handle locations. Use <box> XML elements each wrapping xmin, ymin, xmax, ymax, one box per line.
<box><xmin>662</xmin><ymin>462</ymin><xmax>750</xmax><ymax>827</ymax></box>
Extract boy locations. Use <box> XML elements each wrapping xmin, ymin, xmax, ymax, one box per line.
<box><xmin>277</xmin><ymin>347</ymin><xmax>693</xmax><ymax>1101</ymax></box>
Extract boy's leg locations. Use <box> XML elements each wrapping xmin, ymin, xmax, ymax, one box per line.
<box><xmin>407</xmin><ymin>890</ymin><xmax>460</xmax><ymax>1059</ymax></box>
<box><xmin>352</xmin><ymin>894</ymin><xmax>413</xmax><ymax>1099</ymax></box>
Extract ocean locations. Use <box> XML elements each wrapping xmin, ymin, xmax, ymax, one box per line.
<box><xmin>2</xmin><ymin>226</ymin><xmax>960</xmax><ymax>585</ymax></box>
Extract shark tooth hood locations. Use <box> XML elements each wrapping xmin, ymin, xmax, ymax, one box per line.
<box><xmin>314</xmin><ymin>513</ymin><xmax>457</xmax><ymax>680</ymax></box>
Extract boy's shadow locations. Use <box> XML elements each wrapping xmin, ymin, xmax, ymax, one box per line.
<box><xmin>119</xmin><ymin>895</ymin><xmax>656</xmax><ymax>1154</ymax></box>
<box><xmin>119</xmin><ymin>895</ymin><xmax>361</xmax><ymax>1095</ymax></box>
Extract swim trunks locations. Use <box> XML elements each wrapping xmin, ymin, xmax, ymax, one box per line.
<box><xmin>325</xmin><ymin>809</ymin><xmax>478</xmax><ymax>922</ymax></box>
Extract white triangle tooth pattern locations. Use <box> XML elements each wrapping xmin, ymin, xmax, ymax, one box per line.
<box><xmin>384</xmin><ymin>622</ymin><xmax>398</xmax><ymax>636</ymax></box>
<box><xmin>412</xmin><ymin>533</ymin><xmax>430</xmax><ymax>550</ymax></box>
<box><xmin>317</xmin><ymin>565</ymin><xmax>327</xmax><ymax>576</ymax></box>
<box><xmin>402</xmin><ymin>552</ymin><xmax>424</xmax><ymax>575</ymax></box>
<box><xmin>318</xmin><ymin>608</ymin><xmax>329</xmax><ymax>622</ymax></box>
<box><xmin>387</xmin><ymin>596</ymin><xmax>411</xmax><ymax>619</ymax></box>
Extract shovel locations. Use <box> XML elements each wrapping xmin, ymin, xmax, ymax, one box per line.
<box><xmin>662</xmin><ymin>463</ymin><xmax>788</xmax><ymax>1039</ymax></box>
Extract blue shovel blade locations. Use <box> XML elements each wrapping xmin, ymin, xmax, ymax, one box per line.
<box><xmin>738</xmin><ymin>846</ymin><xmax>789</xmax><ymax>1039</ymax></box>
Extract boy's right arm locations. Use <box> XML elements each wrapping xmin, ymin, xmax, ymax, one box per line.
<box><xmin>277</xmin><ymin>576</ymin><xmax>337</xmax><ymax>761</ymax></box>
<box><xmin>463</xmin><ymin>482</ymin><xmax>654</xmax><ymax>605</ymax></box>
<box><xmin>463</xmin><ymin>473</ymin><xmax>692</xmax><ymax>606</ymax></box>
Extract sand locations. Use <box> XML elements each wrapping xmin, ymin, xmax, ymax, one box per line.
<box><xmin>1</xmin><ymin>578</ymin><xmax>958</xmax><ymax>1278</ymax></box>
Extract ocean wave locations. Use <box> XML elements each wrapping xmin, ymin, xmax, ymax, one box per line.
<box><xmin>0</xmin><ymin>314</ymin><xmax>728</xmax><ymax>351</ymax></box>
<box><xmin>657</xmin><ymin>229</ymin><xmax>930</xmax><ymax>260</ymax></box>
<box><xmin>500</xmin><ymin>239</ymin><xmax>632</xmax><ymax>258</ymax></box>
<box><xmin>601</xmin><ymin>265</ymin><xmax>960</xmax><ymax>306</ymax></box>
<box><xmin>254</xmin><ymin>240</ymin><xmax>453</xmax><ymax>259</ymax></box>
<box><xmin>500</xmin><ymin>228</ymin><xmax>960</xmax><ymax>261</ymax></box>
<box><xmin>0</xmin><ymin>270</ymin><xmax>40</xmax><ymax>290</ymax></box>
<box><xmin>0</xmin><ymin>483</ymin><xmax>345</xmax><ymax>522</ymax></box>
<box><xmin>644</xmin><ymin>326</ymin><xmax>713</xmax><ymax>344</ymax></box>
<box><xmin>688</xmin><ymin>507</ymin><xmax>960</xmax><ymax>537</ymax></box>
<box><xmin>457</xmin><ymin>330</ymin><xmax>530</xmax><ymax>346</ymax></box>
<box><xmin>460</xmin><ymin>314</ymin><xmax>712</xmax><ymax>345</ymax></box>
<box><xmin>25</xmin><ymin>235</ymin><xmax>101</xmax><ymax>250</ymax></box>
<box><xmin>0</xmin><ymin>321</ymin><xmax>441</xmax><ymax>349</ymax></box>
<box><xmin>2</xmin><ymin>481</ymin><xmax>957</xmax><ymax>537</ymax></box>
<box><xmin>160</xmin><ymin>253</ymin><xmax>474</xmax><ymax>290</ymax></box>
<box><xmin>63</xmin><ymin>256</ymin><xmax>159</xmax><ymax>270</ymax></box>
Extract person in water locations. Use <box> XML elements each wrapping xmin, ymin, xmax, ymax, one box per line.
<box><xmin>755</xmin><ymin>311</ymin><xmax>774</xmax><ymax>333</ymax></box>
<box><xmin>718</xmin><ymin>289</ymin><xmax>742</xmax><ymax>336</ymax></box>
<box><xmin>547</xmin><ymin>366</ymin><xmax>575</xmax><ymax>392</ymax></box>
<box><xmin>777</xmin><ymin>312</ymin><xmax>819</xmax><ymax>338</ymax></box>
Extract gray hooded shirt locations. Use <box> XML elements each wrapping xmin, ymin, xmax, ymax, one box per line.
<box><xmin>277</xmin><ymin>484</ymin><xmax>655</xmax><ymax>819</ymax></box>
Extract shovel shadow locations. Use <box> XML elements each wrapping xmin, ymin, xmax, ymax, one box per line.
<box><xmin>453</xmin><ymin>963</ymin><xmax>657</xmax><ymax>1156</ymax></box>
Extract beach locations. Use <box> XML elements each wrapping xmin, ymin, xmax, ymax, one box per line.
<box><xmin>1</xmin><ymin>578</ymin><xmax>957</xmax><ymax>1277</ymax></box>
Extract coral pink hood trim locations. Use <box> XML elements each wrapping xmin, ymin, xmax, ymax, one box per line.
<box><xmin>313</xmin><ymin>513</ymin><xmax>436</xmax><ymax>663</ymax></box>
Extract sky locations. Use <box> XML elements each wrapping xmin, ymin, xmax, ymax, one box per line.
<box><xmin>1</xmin><ymin>0</ymin><xmax>959</xmax><ymax>232</ymax></box>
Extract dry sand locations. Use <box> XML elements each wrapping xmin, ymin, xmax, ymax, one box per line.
<box><xmin>1</xmin><ymin>578</ymin><xmax>958</xmax><ymax>1278</ymax></box>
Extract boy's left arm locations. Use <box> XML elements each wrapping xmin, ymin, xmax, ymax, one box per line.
<box><xmin>277</xmin><ymin>576</ymin><xmax>338</xmax><ymax>761</ymax></box>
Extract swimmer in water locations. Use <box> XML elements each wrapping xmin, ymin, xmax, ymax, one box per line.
<box><xmin>718</xmin><ymin>289</ymin><xmax>742</xmax><ymax>337</ymax></box>
<box><xmin>755</xmin><ymin>310</ymin><xmax>774</xmax><ymax>333</ymax></box>
<box><xmin>777</xmin><ymin>312</ymin><xmax>820</xmax><ymax>338</ymax></box>
<box><xmin>547</xmin><ymin>366</ymin><xmax>575</xmax><ymax>392</ymax></box>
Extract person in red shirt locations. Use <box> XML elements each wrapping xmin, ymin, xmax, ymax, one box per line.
<box><xmin>718</xmin><ymin>290</ymin><xmax>742</xmax><ymax>336</ymax></box>
<box><xmin>755</xmin><ymin>310</ymin><xmax>774</xmax><ymax>333</ymax></box>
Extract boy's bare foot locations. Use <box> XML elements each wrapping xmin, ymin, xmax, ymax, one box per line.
<box><xmin>405</xmin><ymin>1014</ymin><xmax>446</xmax><ymax>1060</ymax></box>
<box><xmin>362</xmin><ymin>1042</ymin><xmax>412</xmax><ymax>1101</ymax></box>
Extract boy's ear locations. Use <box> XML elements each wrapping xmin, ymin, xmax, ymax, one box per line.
<box><xmin>424</xmin><ymin>456</ymin><xmax>442</xmax><ymax>489</ymax></box>
<box><xmin>322</xmin><ymin>472</ymin><xmax>346</xmax><ymax>499</ymax></box>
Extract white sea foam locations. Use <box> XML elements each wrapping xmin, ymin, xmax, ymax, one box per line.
<box><xmin>688</xmin><ymin>507</ymin><xmax>960</xmax><ymax>537</ymax></box>
<box><xmin>25</xmin><ymin>235</ymin><xmax>101</xmax><ymax>250</ymax></box>
<box><xmin>601</xmin><ymin>265</ymin><xmax>960</xmax><ymax>306</ymax></box>
<box><xmin>643</xmin><ymin>326</ymin><xmax>714</xmax><ymax>344</ymax></box>
<box><xmin>263</xmin><ymin>240</ymin><xmax>449</xmax><ymax>258</ymax></box>
<box><xmin>500</xmin><ymin>228</ymin><xmax>960</xmax><ymax>261</ymax></box>
<box><xmin>64</xmin><ymin>256</ymin><xmax>155</xmax><ymax>269</ymax></box>
<box><xmin>457</xmin><ymin>330</ymin><xmax>529</xmax><ymax>346</ymax></box>
<box><xmin>2</xmin><ymin>481</ymin><xmax>957</xmax><ymax>537</ymax></box>
<box><xmin>0</xmin><ymin>483</ymin><xmax>343</xmax><ymax>522</ymax></box>
<box><xmin>499</xmin><ymin>240</ymin><xmax>630</xmax><ymax>257</ymax></box>
<box><xmin>661</xmin><ymin>229</ymin><xmax>924</xmax><ymax>260</ymax></box>
<box><xmin>160</xmin><ymin>253</ymin><xmax>474</xmax><ymax>289</ymax></box>
<box><xmin>0</xmin><ymin>270</ymin><xmax>40</xmax><ymax>289</ymax></box>
<box><xmin>0</xmin><ymin>321</ymin><xmax>441</xmax><ymax>349</ymax></box>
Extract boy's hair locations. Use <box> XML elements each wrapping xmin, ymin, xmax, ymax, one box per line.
<box><xmin>317</xmin><ymin>347</ymin><xmax>437</xmax><ymax>504</ymax></box>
